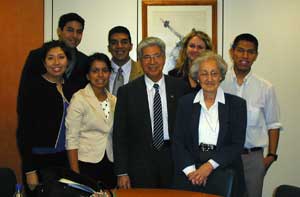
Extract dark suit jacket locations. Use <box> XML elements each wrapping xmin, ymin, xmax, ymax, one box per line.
<box><xmin>172</xmin><ymin>91</ymin><xmax>247</xmax><ymax>194</ymax></box>
<box><xmin>113</xmin><ymin>75</ymin><xmax>187</xmax><ymax>177</ymax></box>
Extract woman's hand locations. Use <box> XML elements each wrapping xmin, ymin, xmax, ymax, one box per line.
<box><xmin>26</xmin><ymin>171</ymin><xmax>39</xmax><ymax>190</ymax></box>
<box><xmin>188</xmin><ymin>162</ymin><xmax>213</xmax><ymax>186</ymax></box>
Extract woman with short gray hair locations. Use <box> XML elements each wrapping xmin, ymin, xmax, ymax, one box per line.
<box><xmin>189</xmin><ymin>50</ymin><xmax>228</xmax><ymax>82</ymax></box>
<box><xmin>173</xmin><ymin>50</ymin><xmax>246</xmax><ymax>196</ymax></box>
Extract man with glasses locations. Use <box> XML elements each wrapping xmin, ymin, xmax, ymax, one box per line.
<box><xmin>113</xmin><ymin>37</ymin><xmax>187</xmax><ymax>189</ymax></box>
<box><xmin>107</xmin><ymin>26</ymin><xmax>143</xmax><ymax>95</ymax></box>
<box><xmin>222</xmin><ymin>33</ymin><xmax>282</xmax><ymax>197</ymax></box>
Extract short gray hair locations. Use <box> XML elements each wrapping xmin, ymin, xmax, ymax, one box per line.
<box><xmin>190</xmin><ymin>50</ymin><xmax>228</xmax><ymax>82</ymax></box>
<box><xmin>137</xmin><ymin>37</ymin><xmax>166</xmax><ymax>60</ymax></box>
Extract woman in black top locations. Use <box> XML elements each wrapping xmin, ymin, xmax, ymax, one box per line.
<box><xmin>168</xmin><ymin>30</ymin><xmax>213</xmax><ymax>92</ymax></box>
<box><xmin>18</xmin><ymin>40</ymin><xmax>72</xmax><ymax>192</ymax></box>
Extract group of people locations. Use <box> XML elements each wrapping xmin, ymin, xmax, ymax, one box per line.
<box><xmin>16</xmin><ymin>12</ymin><xmax>281</xmax><ymax>197</ymax></box>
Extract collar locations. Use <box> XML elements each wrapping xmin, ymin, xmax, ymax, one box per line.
<box><xmin>85</xmin><ymin>83</ymin><xmax>113</xmax><ymax>99</ymax></box>
<box><xmin>144</xmin><ymin>75</ymin><xmax>165</xmax><ymax>91</ymax></box>
<box><xmin>111</xmin><ymin>59</ymin><xmax>132</xmax><ymax>74</ymax></box>
<box><xmin>230</xmin><ymin>67</ymin><xmax>253</xmax><ymax>85</ymax></box>
<box><xmin>193</xmin><ymin>86</ymin><xmax>225</xmax><ymax>105</ymax></box>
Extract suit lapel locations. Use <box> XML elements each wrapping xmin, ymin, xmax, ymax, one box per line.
<box><xmin>83</xmin><ymin>84</ymin><xmax>112</xmax><ymax>124</ymax></box>
<box><xmin>135</xmin><ymin>77</ymin><xmax>153</xmax><ymax>142</ymax></box>
<box><xmin>191</xmin><ymin>102</ymin><xmax>201</xmax><ymax>147</ymax></box>
<box><xmin>129</xmin><ymin>60</ymin><xmax>143</xmax><ymax>81</ymax></box>
<box><xmin>216</xmin><ymin>101</ymin><xmax>229</xmax><ymax>148</ymax></box>
<box><xmin>165</xmin><ymin>76</ymin><xmax>177</xmax><ymax>139</ymax></box>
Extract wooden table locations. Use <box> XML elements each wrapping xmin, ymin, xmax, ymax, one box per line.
<box><xmin>114</xmin><ymin>189</ymin><xmax>222</xmax><ymax>197</ymax></box>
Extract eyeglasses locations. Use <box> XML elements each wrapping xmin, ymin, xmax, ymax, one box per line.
<box><xmin>142</xmin><ymin>53</ymin><xmax>163</xmax><ymax>62</ymax></box>
<box><xmin>199</xmin><ymin>71</ymin><xmax>220</xmax><ymax>78</ymax></box>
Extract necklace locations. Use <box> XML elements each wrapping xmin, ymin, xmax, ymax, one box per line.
<box><xmin>203</xmin><ymin>110</ymin><xmax>219</xmax><ymax>133</ymax></box>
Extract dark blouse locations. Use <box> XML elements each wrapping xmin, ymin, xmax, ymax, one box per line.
<box><xmin>168</xmin><ymin>68</ymin><xmax>201</xmax><ymax>93</ymax></box>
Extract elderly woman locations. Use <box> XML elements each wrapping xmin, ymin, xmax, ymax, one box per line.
<box><xmin>172</xmin><ymin>51</ymin><xmax>246</xmax><ymax>196</ymax></box>
<box><xmin>65</xmin><ymin>53</ymin><xmax>116</xmax><ymax>189</ymax></box>
<box><xmin>18</xmin><ymin>40</ymin><xmax>71</xmax><ymax>192</ymax></box>
<box><xmin>168</xmin><ymin>30</ymin><xmax>213</xmax><ymax>92</ymax></box>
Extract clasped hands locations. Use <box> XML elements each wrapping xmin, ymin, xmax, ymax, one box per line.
<box><xmin>187</xmin><ymin>162</ymin><xmax>213</xmax><ymax>186</ymax></box>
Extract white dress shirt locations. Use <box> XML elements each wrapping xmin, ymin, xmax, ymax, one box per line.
<box><xmin>109</xmin><ymin>59</ymin><xmax>132</xmax><ymax>92</ymax></box>
<box><xmin>183</xmin><ymin>87</ymin><xmax>225</xmax><ymax>175</ymax></box>
<box><xmin>221</xmin><ymin>67</ymin><xmax>282</xmax><ymax>148</ymax></box>
<box><xmin>144</xmin><ymin>75</ymin><xmax>170</xmax><ymax>140</ymax></box>
<box><xmin>65</xmin><ymin>84</ymin><xmax>116</xmax><ymax>163</ymax></box>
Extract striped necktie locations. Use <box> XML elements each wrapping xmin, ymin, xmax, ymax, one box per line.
<box><xmin>153</xmin><ymin>83</ymin><xmax>164</xmax><ymax>150</ymax></box>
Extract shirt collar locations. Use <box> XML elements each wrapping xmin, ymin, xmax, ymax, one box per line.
<box><xmin>111</xmin><ymin>59</ymin><xmax>132</xmax><ymax>74</ymax></box>
<box><xmin>144</xmin><ymin>75</ymin><xmax>165</xmax><ymax>91</ymax></box>
<box><xmin>230</xmin><ymin>66</ymin><xmax>253</xmax><ymax>85</ymax></box>
<box><xmin>193</xmin><ymin>86</ymin><xmax>225</xmax><ymax>105</ymax></box>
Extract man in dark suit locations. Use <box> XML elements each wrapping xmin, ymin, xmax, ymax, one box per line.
<box><xmin>17</xmin><ymin>12</ymin><xmax>88</xmax><ymax>104</ymax></box>
<box><xmin>113</xmin><ymin>37</ymin><xmax>187</xmax><ymax>189</ymax></box>
<box><xmin>17</xmin><ymin>13</ymin><xmax>88</xmax><ymax>196</ymax></box>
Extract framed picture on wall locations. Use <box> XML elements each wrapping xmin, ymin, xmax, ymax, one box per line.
<box><xmin>142</xmin><ymin>0</ymin><xmax>217</xmax><ymax>73</ymax></box>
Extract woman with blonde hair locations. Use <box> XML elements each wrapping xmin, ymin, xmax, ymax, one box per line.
<box><xmin>168</xmin><ymin>30</ymin><xmax>213</xmax><ymax>92</ymax></box>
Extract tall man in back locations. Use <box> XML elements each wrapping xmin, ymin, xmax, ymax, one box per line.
<box><xmin>17</xmin><ymin>13</ymin><xmax>88</xmax><ymax>195</ymax></box>
<box><xmin>107</xmin><ymin>26</ymin><xmax>143</xmax><ymax>95</ymax></box>
<box><xmin>113</xmin><ymin>37</ymin><xmax>187</xmax><ymax>189</ymax></box>
<box><xmin>222</xmin><ymin>33</ymin><xmax>282</xmax><ymax>197</ymax></box>
<box><xmin>17</xmin><ymin>12</ymin><xmax>88</xmax><ymax>103</ymax></box>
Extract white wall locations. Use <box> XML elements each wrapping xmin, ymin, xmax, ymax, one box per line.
<box><xmin>45</xmin><ymin>0</ymin><xmax>138</xmax><ymax>59</ymax></box>
<box><xmin>223</xmin><ymin>0</ymin><xmax>300</xmax><ymax>196</ymax></box>
<box><xmin>45</xmin><ymin>0</ymin><xmax>300</xmax><ymax>196</ymax></box>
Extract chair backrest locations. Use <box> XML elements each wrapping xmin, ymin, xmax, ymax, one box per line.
<box><xmin>274</xmin><ymin>185</ymin><xmax>300</xmax><ymax>197</ymax></box>
<box><xmin>0</xmin><ymin>167</ymin><xmax>17</xmax><ymax>196</ymax></box>
<box><xmin>205</xmin><ymin>168</ymin><xmax>235</xmax><ymax>197</ymax></box>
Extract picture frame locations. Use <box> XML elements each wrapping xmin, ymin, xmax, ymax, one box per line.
<box><xmin>142</xmin><ymin>0</ymin><xmax>217</xmax><ymax>72</ymax></box>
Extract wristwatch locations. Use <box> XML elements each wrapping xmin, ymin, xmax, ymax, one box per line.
<box><xmin>267</xmin><ymin>153</ymin><xmax>278</xmax><ymax>161</ymax></box>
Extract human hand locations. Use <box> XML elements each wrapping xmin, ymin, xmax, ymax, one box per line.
<box><xmin>264</xmin><ymin>156</ymin><xmax>275</xmax><ymax>172</ymax></box>
<box><xmin>117</xmin><ymin>175</ymin><xmax>131</xmax><ymax>189</ymax></box>
<box><xmin>26</xmin><ymin>171</ymin><xmax>39</xmax><ymax>190</ymax></box>
<box><xmin>188</xmin><ymin>162</ymin><xmax>213</xmax><ymax>186</ymax></box>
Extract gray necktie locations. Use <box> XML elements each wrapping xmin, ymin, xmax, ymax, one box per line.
<box><xmin>153</xmin><ymin>84</ymin><xmax>164</xmax><ymax>150</ymax></box>
<box><xmin>112</xmin><ymin>68</ymin><xmax>124</xmax><ymax>96</ymax></box>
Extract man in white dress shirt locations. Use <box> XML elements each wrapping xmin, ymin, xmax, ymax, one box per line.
<box><xmin>222</xmin><ymin>33</ymin><xmax>282</xmax><ymax>197</ymax></box>
<box><xmin>107</xmin><ymin>26</ymin><xmax>143</xmax><ymax>95</ymax></box>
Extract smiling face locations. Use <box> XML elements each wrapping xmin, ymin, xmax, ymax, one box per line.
<box><xmin>230</xmin><ymin>40</ymin><xmax>258</xmax><ymax>75</ymax></box>
<box><xmin>186</xmin><ymin>36</ymin><xmax>207</xmax><ymax>62</ymax></box>
<box><xmin>141</xmin><ymin>45</ymin><xmax>165</xmax><ymax>82</ymax></box>
<box><xmin>57</xmin><ymin>21</ymin><xmax>83</xmax><ymax>48</ymax></box>
<box><xmin>198</xmin><ymin>59</ymin><xmax>222</xmax><ymax>95</ymax></box>
<box><xmin>108</xmin><ymin>33</ymin><xmax>132</xmax><ymax>66</ymax></box>
<box><xmin>87</xmin><ymin>60</ymin><xmax>111</xmax><ymax>90</ymax></box>
<box><xmin>44</xmin><ymin>47</ymin><xmax>68</xmax><ymax>81</ymax></box>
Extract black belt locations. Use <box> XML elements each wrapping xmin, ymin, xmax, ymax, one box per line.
<box><xmin>199</xmin><ymin>143</ymin><xmax>216</xmax><ymax>152</ymax></box>
<box><xmin>242</xmin><ymin>147</ymin><xmax>263</xmax><ymax>154</ymax></box>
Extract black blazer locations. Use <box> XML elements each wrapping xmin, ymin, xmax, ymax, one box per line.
<box><xmin>113</xmin><ymin>75</ymin><xmax>187</xmax><ymax>176</ymax></box>
<box><xmin>173</xmin><ymin>92</ymin><xmax>247</xmax><ymax>174</ymax></box>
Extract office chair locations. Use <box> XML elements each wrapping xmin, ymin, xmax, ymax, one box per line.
<box><xmin>274</xmin><ymin>184</ymin><xmax>300</xmax><ymax>197</ymax></box>
<box><xmin>0</xmin><ymin>167</ymin><xmax>17</xmax><ymax>196</ymax></box>
<box><xmin>205</xmin><ymin>168</ymin><xmax>235</xmax><ymax>197</ymax></box>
